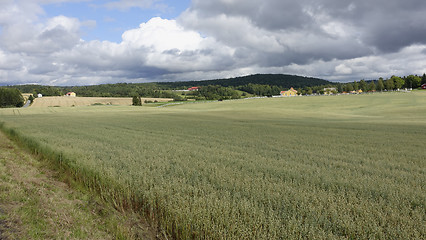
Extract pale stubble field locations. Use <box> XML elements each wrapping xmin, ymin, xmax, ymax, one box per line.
<box><xmin>30</xmin><ymin>96</ymin><xmax>173</xmax><ymax>107</ymax></box>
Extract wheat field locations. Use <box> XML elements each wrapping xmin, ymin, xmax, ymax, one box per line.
<box><xmin>0</xmin><ymin>91</ymin><xmax>425</xmax><ymax>239</ymax></box>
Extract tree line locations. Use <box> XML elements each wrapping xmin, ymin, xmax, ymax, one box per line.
<box><xmin>335</xmin><ymin>74</ymin><xmax>426</xmax><ymax>93</ymax></box>
<box><xmin>3</xmin><ymin>74</ymin><xmax>426</xmax><ymax>105</ymax></box>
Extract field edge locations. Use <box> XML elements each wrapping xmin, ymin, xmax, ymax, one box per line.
<box><xmin>0</xmin><ymin>122</ymin><xmax>168</xmax><ymax>240</ymax></box>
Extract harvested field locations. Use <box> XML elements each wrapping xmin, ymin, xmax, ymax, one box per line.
<box><xmin>30</xmin><ymin>96</ymin><xmax>173</xmax><ymax>107</ymax></box>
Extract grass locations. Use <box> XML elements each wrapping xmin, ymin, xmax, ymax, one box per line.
<box><xmin>0</xmin><ymin>131</ymin><xmax>158</xmax><ymax>239</ymax></box>
<box><xmin>0</xmin><ymin>91</ymin><xmax>425</xmax><ymax>239</ymax></box>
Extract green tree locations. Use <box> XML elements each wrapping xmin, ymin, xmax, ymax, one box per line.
<box><xmin>0</xmin><ymin>88</ymin><xmax>24</xmax><ymax>108</ymax></box>
<box><xmin>377</xmin><ymin>78</ymin><xmax>385</xmax><ymax>91</ymax></box>
<box><xmin>421</xmin><ymin>73</ymin><xmax>426</xmax><ymax>85</ymax></box>
<box><xmin>385</xmin><ymin>78</ymin><xmax>395</xmax><ymax>90</ymax></box>
<box><xmin>337</xmin><ymin>84</ymin><xmax>344</xmax><ymax>93</ymax></box>
<box><xmin>132</xmin><ymin>96</ymin><xmax>142</xmax><ymax>106</ymax></box>
<box><xmin>405</xmin><ymin>75</ymin><xmax>421</xmax><ymax>88</ymax></box>
<box><xmin>345</xmin><ymin>83</ymin><xmax>354</xmax><ymax>92</ymax></box>
<box><xmin>353</xmin><ymin>81</ymin><xmax>359</xmax><ymax>91</ymax></box>
<box><xmin>359</xmin><ymin>80</ymin><xmax>367</xmax><ymax>91</ymax></box>
<box><xmin>28</xmin><ymin>95</ymin><xmax>34</xmax><ymax>103</ymax></box>
<box><xmin>391</xmin><ymin>76</ymin><xmax>404</xmax><ymax>90</ymax></box>
<box><xmin>368</xmin><ymin>81</ymin><xmax>376</xmax><ymax>91</ymax></box>
<box><xmin>305</xmin><ymin>87</ymin><xmax>313</xmax><ymax>95</ymax></box>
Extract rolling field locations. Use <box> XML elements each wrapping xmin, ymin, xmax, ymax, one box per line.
<box><xmin>30</xmin><ymin>96</ymin><xmax>173</xmax><ymax>107</ymax></box>
<box><xmin>0</xmin><ymin>92</ymin><xmax>425</xmax><ymax>239</ymax></box>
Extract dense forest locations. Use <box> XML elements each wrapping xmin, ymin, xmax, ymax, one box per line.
<box><xmin>157</xmin><ymin>74</ymin><xmax>332</xmax><ymax>89</ymax></box>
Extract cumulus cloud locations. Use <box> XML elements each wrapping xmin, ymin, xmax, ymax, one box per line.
<box><xmin>335</xmin><ymin>64</ymin><xmax>352</xmax><ymax>75</ymax></box>
<box><xmin>0</xmin><ymin>0</ymin><xmax>425</xmax><ymax>85</ymax></box>
<box><xmin>176</xmin><ymin>0</ymin><xmax>426</xmax><ymax>81</ymax></box>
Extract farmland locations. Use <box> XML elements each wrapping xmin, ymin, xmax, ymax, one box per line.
<box><xmin>0</xmin><ymin>92</ymin><xmax>425</xmax><ymax>239</ymax></box>
<box><xmin>29</xmin><ymin>96</ymin><xmax>173</xmax><ymax>107</ymax></box>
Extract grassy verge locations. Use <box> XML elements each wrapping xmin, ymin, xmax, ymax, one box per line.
<box><xmin>0</xmin><ymin>130</ymin><xmax>159</xmax><ymax>239</ymax></box>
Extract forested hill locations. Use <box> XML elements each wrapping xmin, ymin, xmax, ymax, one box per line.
<box><xmin>6</xmin><ymin>74</ymin><xmax>332</xmax><ymax>97</ymax></box>
<box><xmin>159</xmin><ymin>74</ymin><xmax>331</xmax><ymax>89</ymax></box>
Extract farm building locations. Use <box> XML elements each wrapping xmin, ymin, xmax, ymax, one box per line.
<box><xmin>65</xmin><ymin>92</ymin><xmax>76</xmax><ymax>97</ymax></box>
<box><xmin>37</xmin><ymin>93</ymin><xmax>43</xmax><ymax>98</ymax></box>
<box><xmin>422</xmin><ymin>84</ymin><xmax>426</xmax><ymax>89</ymax></box>
<box><xmin>280</xmin><ymin>87</ymin><xmax>298</xmax><ymax>96</ymax></box>
<box><xmin>188</xmin><ymin>87</ymin><xmax>199</xmax><ymax>91</ymax></box>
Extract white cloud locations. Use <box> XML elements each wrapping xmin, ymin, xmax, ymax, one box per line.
<box><xmin>122</xmin><ymin>17</ymin><xmax>203</xmax><ymax>52</ymax></box>
<box><xmin>118</xmin><ymin>17</ymin><xmax>235</xmax><ymax>72</ymax></box>
<box><xmin>0</xmin><ymin>50</ymin><xmax>22</xmax><ymax>70</ymax></box>
<box><xmin>0</xmin><ymin>0</ymin><xmax>426</xmax><ymax>86</ymax></box>
<box><xmin>335</xmin><ymin>64</ymin><xmax>352</xmax><ymax>75</ymax></box>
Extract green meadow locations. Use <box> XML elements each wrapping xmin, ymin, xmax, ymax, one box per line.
<box><xmin>0</xmin><ymin>92</ymin><xmax>425</xmax><ymax>239</ymax></box>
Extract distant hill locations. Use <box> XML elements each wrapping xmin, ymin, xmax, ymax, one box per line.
<box><xmin>158</xmin><ymin>74</ymin><xmax>332</xmax><ymax>89</ymax></box>
<box><xmin>6</xmin><ymin>74</ymin><xmax>333</xmax><ymax>97</ymax></box>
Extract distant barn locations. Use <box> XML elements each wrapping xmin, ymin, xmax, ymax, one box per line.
<box><xmin>422</xmin><ymin>84</ymin><xmax>426</xmax><ymax>89</ymax></box>
<box><xmin>65</xmin><ymin>92</ymin><xmax>76</xmax><ymax>97</ymax></box>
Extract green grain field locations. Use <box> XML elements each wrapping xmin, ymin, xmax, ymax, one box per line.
<box><xmin>1</xmin><ymin>92</ymin><xmax>425</xmax><ymax>239</ymax></box>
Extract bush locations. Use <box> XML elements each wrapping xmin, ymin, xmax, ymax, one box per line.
<box><xmin>173</xmin><ymin>95</ymin><xmax>186</xmax><ymax>101</ymax></box>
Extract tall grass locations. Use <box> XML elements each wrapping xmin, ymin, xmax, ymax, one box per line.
<box><xmin>0</xmin><ymin>92</ymin><xmax>425</xmax><ymax>239</ymax></box>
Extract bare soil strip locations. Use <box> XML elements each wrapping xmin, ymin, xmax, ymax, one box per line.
<box><xmin>0</xmin><ymin>131</ymin><xmax>160</xmax><ymax>239</ymax></box>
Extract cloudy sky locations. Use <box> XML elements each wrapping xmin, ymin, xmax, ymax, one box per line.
<box><xmin>0</xmin><ymin>0</ymin><xmax>425</xmax><ymax>86</ymax></box>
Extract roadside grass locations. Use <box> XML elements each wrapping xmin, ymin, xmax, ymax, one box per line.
<box><xmin>0</xmin><ymin>91</ymin><xmax>425</xmax><ymax>239</ymax></box>
<box><xmin>0</xmin><ymin>131</ymin><xmax>159</xmax><ymax>240</ymax></box>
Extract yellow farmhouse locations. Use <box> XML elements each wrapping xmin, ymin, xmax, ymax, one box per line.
<box><xmin>65</xmin><ymin>92</ymin><xmax>76</xmax><ymax>97</ymax></box>
<box><xmin>280</xmin><ymin>87</ymin><xmax>298</xmax><ymax>96</ymax></box>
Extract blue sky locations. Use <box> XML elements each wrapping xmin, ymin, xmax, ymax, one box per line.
<box><xmin>42</xmin><ymin>0</ymin><xmax>192</xmax><ymax>42</ymax></box>
<box><xmin>0</xmin><ymin>0</ymin><xmax>425</xmax><ymax>86</ymax></box>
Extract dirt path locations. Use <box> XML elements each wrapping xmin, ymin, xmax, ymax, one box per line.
<box><xmin>0</xmin><ymin>131</ymin><xmax>159</xmax><ymax>239</ymax></box>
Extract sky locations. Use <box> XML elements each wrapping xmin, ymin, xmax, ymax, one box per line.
<box><xmin>0</xmin><ymin>0</ymin><xmax>426</xmax><ymax>86</ymax></box>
